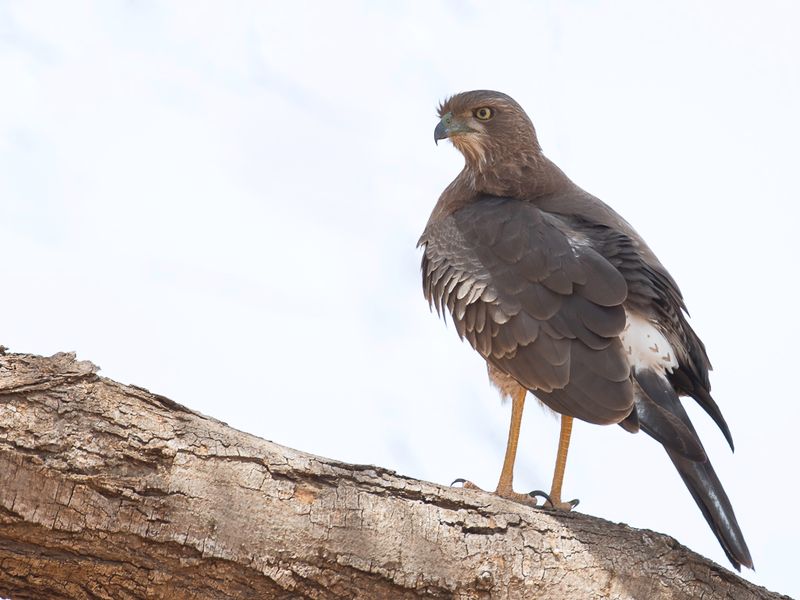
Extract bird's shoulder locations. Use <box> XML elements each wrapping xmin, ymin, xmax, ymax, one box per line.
<box><xmin>532</xmin><ymin>188</ymin><xmax>674</xmax><ymax>284</ymax></box>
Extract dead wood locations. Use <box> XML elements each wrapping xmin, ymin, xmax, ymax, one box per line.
<box><xmin>0</xmin><ymin>352</ymin><xmax>790</xmax><ymax>599</ymax></box>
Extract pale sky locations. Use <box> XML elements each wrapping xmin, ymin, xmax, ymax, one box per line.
<box><xmin>1</xmin><ymin>1</ymin><xmax>798</xmax><ymax>596</ymax></box>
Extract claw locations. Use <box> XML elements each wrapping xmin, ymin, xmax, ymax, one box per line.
<box><xmin>529</xmin><ymin>490</ymin><xmax>579</xmax><ymax>510</ymax></box>
<box><xmin>528</xmin><ymin>489</ymin><xmax>553</xmax><ymax>505</ymax></box>
<box><xmin>451</xmin><ymin>478</ymin><xmax>481</xmax><ymax>490</ymax></box>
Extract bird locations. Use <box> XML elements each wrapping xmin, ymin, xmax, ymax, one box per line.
<box><xmin>418</xmin><ymin>90</ymin><xmax>753</xmax><ymax>571</ymax></box>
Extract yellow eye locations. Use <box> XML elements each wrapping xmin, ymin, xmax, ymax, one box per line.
<box><xmin>474</xmin><ymin>107</ymin><xmax>493</xmax><ymax>120</ymax></box>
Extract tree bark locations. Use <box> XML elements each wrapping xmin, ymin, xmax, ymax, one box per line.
<box><xmin>0</xmin><ymin>352</ymin><xmax>790</xmax><ymax>600</ymax></box>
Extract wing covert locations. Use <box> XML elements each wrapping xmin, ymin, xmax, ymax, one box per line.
<box><xmin>420</xmin><ymin>196</ymin><xmax>634</xmax><ymax>425</ymax></box>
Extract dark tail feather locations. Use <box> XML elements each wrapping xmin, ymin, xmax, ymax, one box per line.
<box><xmin>666</xmin><ymin>447</ymin><xmax>753</xmax><ymax>571</ymax></box>
<box><xmin>668</xmin><ymin>367</ymin><xmax>735</xmax><ymax>451</ymax></box>
<box><xmin>634</xmin><ymin>370</ymin><xmax>706</xmax><ymax>461</ymax></box>
<box><xmin>634</xmin><ymin>369</ymin><xmax>753</xmax><ymax>570</ymax></box>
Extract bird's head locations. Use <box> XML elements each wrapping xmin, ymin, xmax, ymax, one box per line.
<box><xmin>434</xmin><ymin>90</ymin><xmax>541</xmax><ymax>170</ymax></box>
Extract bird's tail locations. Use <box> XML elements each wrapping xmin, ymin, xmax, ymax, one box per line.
<box><xmin>633</xmin><ymin>369</ymin><xmax>753</xmax><ymax>571</ymax></box>
<box><xmin>665</xmin><ymin>447</ymin><xmax>753</xmax><ymax>571</ymax></box>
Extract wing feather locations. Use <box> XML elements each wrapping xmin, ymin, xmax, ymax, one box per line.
<box><xmin>539</xmin><ymin>198</ymin><xmax>734</xmax><ymax>449</ymax></box>
<box><xmin>420</xmin><ymin>196</ymin><xmax>633</xmax><ymax>424</ymax></box>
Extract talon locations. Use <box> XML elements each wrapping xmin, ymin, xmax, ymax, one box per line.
<box><xmin>528</xmin><ymin>490</ymin><xmax>578</xmax><ymax>511</ymax></box>
<box><xmin>528</xmin><ymin>489</ymin><xmax>553</xmax><ymax>506</ymax></box>
<box><xmin>548</xmin><ymin>498</ymin><xmax>580</xmax><ymax>511</ymax></box>
<box><xmin>451</xmin><ymin>478</ymin><xmax>481</xmax><ymax>490</ymax></box>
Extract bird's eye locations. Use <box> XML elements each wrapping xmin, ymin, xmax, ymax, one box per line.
<box><xmin>474</xmin><ymin>107</ymin><xmax>493</xmax><ymax>120</ymax></box>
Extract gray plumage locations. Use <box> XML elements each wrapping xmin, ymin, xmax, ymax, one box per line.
<box><xmin>420</xmin><ymin>90</ymin><xmax>751</xmax><ymax>570</ymax></box>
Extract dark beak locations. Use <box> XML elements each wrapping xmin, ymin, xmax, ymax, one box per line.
<box><xmin>434</xmin><ymin>116</ymin><xmax>450</xmax><ymax>145</ymax></box>
<box><xmin>434</xmin><ymin>112</ymin><xmax>473</xmax><ymax>145</ymax></box>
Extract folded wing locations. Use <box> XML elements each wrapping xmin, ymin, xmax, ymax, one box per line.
<box><xmin>420</xmin><ymin>196</ymin><xmax>634</xmax><ymax>425</ymax></box>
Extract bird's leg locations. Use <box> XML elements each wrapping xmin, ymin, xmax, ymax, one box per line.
<box><xmin>493</xmin><ymin>387</ymin><xmax>540</xmax><ymax>506</ymax></box>
<box><xmin>453</xmin><ymin>386</ymin><xmax>539</xmax><ymax>506</ymax></box>
<box><xmin>495</xmin><ymin>386</ymin><xmax>525</xmax><ymax>494</ymax></box>
<box><xmin>545</xmin><ymin>415</ymin><xmax>579</xmax><ymax>510</ymax></box>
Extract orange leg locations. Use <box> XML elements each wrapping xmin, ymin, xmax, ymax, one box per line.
<box><xmin>454</xmin><ymin>387</ymin><xmax>577</xmax><ymax>510</ymax></box>
<box><xmin>457</xmin><ymin>386</ymin><xmax>537</xmax><ymax>505</ymax></box>
<box><xmin>546</xmin><ymin>415</ymin><xmax>579</xmax><ymax>510</ymax></box>
<box><xmin>495</xmin><ymin>386</ymin><xmax>527</xmax><ymax>497</ymax></box>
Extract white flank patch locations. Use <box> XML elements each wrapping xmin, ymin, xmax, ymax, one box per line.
<box><xmin>620</xmin><ymin>311</ymin><xmax>678</xmax><ymax>375</ymax></box>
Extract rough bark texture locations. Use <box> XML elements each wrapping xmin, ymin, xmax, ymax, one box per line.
<box><xmin>0</xmin><ymin>351</ymin><xmax>790</xmax><ymax>600</ymax></box>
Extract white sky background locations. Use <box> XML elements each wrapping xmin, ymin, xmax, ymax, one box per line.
<box><xmin>1</xmin><ymin>0</ymin><xmax>798</xmax><ymax>595</ymax></box>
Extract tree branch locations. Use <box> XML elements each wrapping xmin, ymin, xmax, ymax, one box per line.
<box><xmin>0</xmin><ymin>352</ymin><xmax>789</xmax><ymax>599</ymax></box>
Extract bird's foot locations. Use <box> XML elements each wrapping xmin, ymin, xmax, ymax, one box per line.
<box><xmin>529</xmin><ymin>489</ymin><xmax>580</xmax><ymax>511</ymax></box>
<box><xmin>452</xmin><ymin>478</ymin><xmax>557</xmax><ymax>509</ymax></box>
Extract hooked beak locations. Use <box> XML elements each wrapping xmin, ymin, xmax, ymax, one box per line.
<box><xmin>434</xmin><ymin>112</ymin><xmax>474</xmax><ymax>145</ymax></box>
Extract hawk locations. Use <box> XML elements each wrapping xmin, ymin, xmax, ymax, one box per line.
<box><xmin>418</xmin><ymin>90</ymin><xmax>752</xmax><ymax>571</ymax></box>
